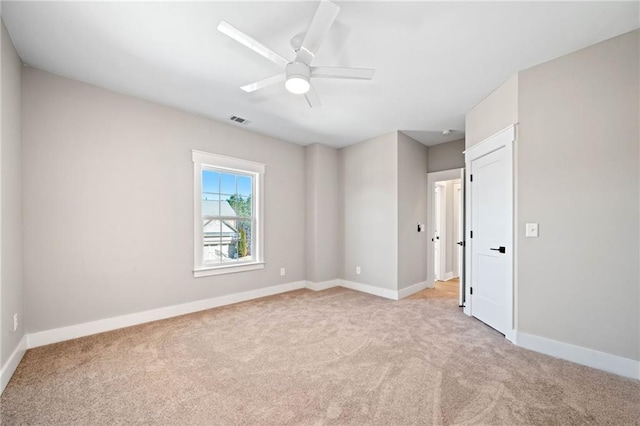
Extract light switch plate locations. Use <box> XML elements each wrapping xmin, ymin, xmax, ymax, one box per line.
<box><xmin>525</xmin><ymin>223</ymin><xmax>539</xmax><ymax>237</ymax></box>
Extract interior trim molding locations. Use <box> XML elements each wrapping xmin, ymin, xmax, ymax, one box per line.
<box><xmin>443</xmin><ymin>272</ymin><xmax>455</xmax><ymax>281</ymax></box>
<box><xmin>307</xmin><ymin>278</ymin><xmax>427</xmax><ymax>301</ymax></box>
<box><xmin>426</xmin><ymin>168</ymin><xmax>464</xmax><ymax>298</ymax></box>
<box><xmin>27</xmin><ymin>281</ymin><xmax>307</xmax><ymax>349</ymax></box>
<box><xmin>339</xmin><ymin>280</ymin><xmax>398</xmax><ymax>300</ymax></box>
<box><xmin>305</xmin><ymin>279</ymin><xmax>339</xmax><ymax>291</ymax></box>
<box><xmin>516</xmin><ymin>331</ymin><xmax>639</xmax><ymax>380</ymax></box>
<box><xmin>397</xmin><ymin>281</ymin><xmax>428</xmax><ymax>299</ymax></box>
<box><xmin>1</xmin><ymin>335</ymin><xmax>27</xmax><ymax>395</ymax></box>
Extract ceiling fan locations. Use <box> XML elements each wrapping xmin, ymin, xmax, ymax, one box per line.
<box><xmin>217</xmin><ymin>0</ymin><xmax>375</xmax><ymax>108</ymax></box>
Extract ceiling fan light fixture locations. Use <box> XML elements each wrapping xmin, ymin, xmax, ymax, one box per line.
<box><xmin>285</xmin><ymin>76</ymin><xmax>310</xmax><ymax>94</ymax></box>
<box><xmin>285</xmin><ymin>61</ymin><xmax>311</xmax><ymax>94</ymax></box>
<box><xmin>219</xmin><ymin>1</ymin><xmax>374</xmax><ymax>106</ymax></box>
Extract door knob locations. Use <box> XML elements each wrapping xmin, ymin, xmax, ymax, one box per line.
<box><xmin>490</xmin><ymin>246</ymin><xmax>506</xmax><ymax>254</ymax></box>
<box><xmin>457</xmin><ymin>241</ymin><xmax>464</xmax><ymax>246</ymax></box>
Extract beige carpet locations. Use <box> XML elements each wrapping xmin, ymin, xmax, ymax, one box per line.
<box><xmin>1</xmin><ymin>287</ymin><xmax>639</xmax><ymax>425</ymax></box>
<box><xmin>409</xmin><ymin>280</ymin><xmax>460</xmax><ymax>301</ymax></box>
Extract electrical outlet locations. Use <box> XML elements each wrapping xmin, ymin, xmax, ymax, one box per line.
<box><xmin>13</xmin><ymin>313</ymin><xmax>18</xmax><ymax>332</ymax></box>
<box><xmin>280</xmin><ymin>268</ymin><xmax>286</xmax><ymax>276</ymax></box>
<box><xmin>356</xmin><ymin>266</ymin><xmax>361</xmax><ymax>275</ymax></box>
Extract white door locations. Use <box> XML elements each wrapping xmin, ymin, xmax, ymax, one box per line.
<box><xmin>433</xmin><ymin>184</ymin><xmax>443</xmax><ymax>281</ymax></box>
<box><xmin>470</xmin><ymin>146</ymin><xmax>510</xmax><ymax>334</ymax></box>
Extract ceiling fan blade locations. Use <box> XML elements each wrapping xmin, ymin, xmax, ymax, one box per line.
<box><xmin>304</xmin><ymin>85</ymin><xmax>321</xmax><ymax>108</ymax></box>
<box><xmin>297</xmin><ymin>0</ymin><xmax>340</xmax><ymax>64</ymax></box>
<box><xmin>311</xmin><ymin>66</ymin><xmax>375</xmax><ymax>80</ymax></box>
<box><xmin>217</xmin><ymin>21</ymin><xmax>289</xmax><ymax>67</ymax></box>
<box><xmin>240</xmin><ymin>74</ymin><xmax>285</xmax><ymax>93</ymax></box>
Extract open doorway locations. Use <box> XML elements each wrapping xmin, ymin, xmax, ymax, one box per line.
<box><xmin>433</xmin><ymin>179</ymin><xmax>461</xmax><ymax>280</ymax></box>
<box><xmin>426</xmin><ymin>168</ymin><xmax>465</xmax><ymax>306</ymax></box>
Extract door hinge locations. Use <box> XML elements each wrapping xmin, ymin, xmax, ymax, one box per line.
<box><xmin>470</xmin><ymin>287</ymin><xmax>473</xmax><ymax>295</ymax></box>
<box><xmin>470</xmin><ymin>174</ymin><xmax>473</xmax><ymax>182</ymax></box>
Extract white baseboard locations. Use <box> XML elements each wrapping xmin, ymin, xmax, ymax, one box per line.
<box><xmin>339</xmin><ymin>279</ymin><xmax>398</xmax><ymax>300</ymax></box>
<box><xmin>398</xmin><ymin>281</ymin><xmax>428</xmax><ymax>299</ymax></box>
<box><xmin>504</xmin><ymin>328</ymin><xmax>517</xmax><ymax>344</ymax></box>
<box><xmin>27</xmin><ymin>281</ymin><xmax>306</xmax><ymax>349</ymax></box>
<box><xmin>11</xmin><ymin>282</ymin><xmax>638</xmax><ymax>396</ymax></box>
<box><xmin>28</xmin><ymin>279</ymin><xmax>403</xmax><ymax>350</ymax></box>
<box><xmin>516</xmin><ymin>331</ymin><xmax>639</xmax><ymax>380</ymax></box>
<box><xmin>1</xmin><ymin>335</ymin><xmax>27</xmax><ymax>395</ymax></box>
<box><xmin>305</xmin><ymin>279</ymin><xmax>339</xmax><ymax>291</ymax></box>
<box><xmin>307</xmin><ymin>279</ymin><xmax>426</xmax><ymax>301</ymax></box>
<box><xmin>443</xmin><ymin>271</ymin><xmax>455</xmax><ymax>281</ymax></box>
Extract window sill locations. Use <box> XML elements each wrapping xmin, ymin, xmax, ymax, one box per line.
<box><xmin>193</xmin><ymin>262</ymin><xmax>265</xmax><ymax>278</ymax></box>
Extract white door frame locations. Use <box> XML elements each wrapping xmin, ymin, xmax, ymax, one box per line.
<box><xmin>453</xmin><ymin>181</ymin><xmax>462</xmax><ymax>278</ymax></box>
<box><xmin>434</xmin><ymin>182</ymin><xmax>446</xmax><ymax>281</ymax></box>
<box><xmin>464</xmin><ymin>125</ymin><xmax>516</xmax><ymax>342</ymax></box>
<box><xmin>427</xmin><ymin>168</ymin><xmax>464</xmax><ymax>288</ymax></box>
<box><xmin>453</xmin><ymin>181</ymin><xmax>463</xmax><ymax>304</ymax></box>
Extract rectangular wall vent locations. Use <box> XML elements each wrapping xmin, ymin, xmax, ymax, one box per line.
<box><xmin>229</xmin><ymin>115</ymin><xmax>249</xmax><ymax>124</ymax></box>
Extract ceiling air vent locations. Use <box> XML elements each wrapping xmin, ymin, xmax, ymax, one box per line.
<box><xmin>229</xmin><ymin>115</ymin><xmax>249</xmax><ymax>125</ymax></box>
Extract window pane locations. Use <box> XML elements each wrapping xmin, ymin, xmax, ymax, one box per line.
<box><xmin>226</xmin><ymin>194</ymin><xmax>251</xmax><ymax>217</ymax></box>
<box><xmin>202</xmin><ymin>198</ymin><xmax>221</xmax><ymax>217</ymax></box>
<box><xmin>203</xmin><ymin>220</ymin><xmax>222</xmax><ymax>264</ymax></box>
<box><xmin>202</xmin><ymin>170</ymin><xmax>219</xmax><ymax>194</ymax></box>
<box><xmin>237</xmin><ymin>175</ymin><xmax>252</xmax><ymax>196</ymax></box>
<box><xmin>219</xmin><ymin>195</ymin><xmax>235</xmax><ymax>216</ymax></box>
<box><xmin>202</xmin><ymin>192</ymin><xmax>220</xmax><ymax>202</ymax></box>
<box><xmin>220</xmin><ymin>173</ymin><xmax>236</xmax><ymax>195</ymax></box>
<box><xmin>236</xmin><ymin>219</ymin><xmax>252</xmax><ymax>258</ymax></box>
<box><xmin>227</xmin><ymin>240</ymin><xmax>239</xmax><ymax>260</ymax></box>
<box><xmin>203</xmin><ymin>237</ymin><xmax>222</xmax><ymax>264</ymax></box>
<box><xmin>244</xmin><ymin>239</ymin><xmax>254</xmax><ymax>259</ymax></box>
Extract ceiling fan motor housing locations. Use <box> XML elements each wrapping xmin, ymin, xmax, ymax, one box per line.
<box><xmin>286</xmin><ymin>61</ymin><xmax>311</xmax><ymax>80</ymax></box>
<box><xmin>285</xmin><ymin>61</ymin><xmax>312</xmax><ymax>94</ymax></box>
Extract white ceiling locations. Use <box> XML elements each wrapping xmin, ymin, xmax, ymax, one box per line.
<box><xmin>2</xmin><ymin>1</ymin><xmax>638</xmax><ymax>148</ymax></box>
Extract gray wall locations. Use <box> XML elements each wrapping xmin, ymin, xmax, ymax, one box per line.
<box><xmin>340</xmin><ymin>132</ymin><xmax>398</xmax><ymax>290</ymax></box>
<box><xmin>1</xmin><ymin>20</ymin><xmax>24</xmax><ymax>366</ymax></box>
<box><xmin>466</xmin><ymin>74</ymin><xmax>518</xmax><ymax>149</ymax></box>
<box><xmin>22</xmin><ymin>68</ymin><xmax>306</xmax><ymax>333</ymax></box>
<box><xmin>517</xmin><ymin>30</ymin><xmax>639</xmax><ymax>360</ymax></box>
<box><xmin>427</xmin><ymin>139</ymin><xmax>465</xmax><ymax>173</ymax></box>
<box><xmin>305</xmin><ymin>143</ymin><xmax>340</xmax><ymax>283</ymax></box>
<box><xmin>397</xmin><ymin>132</ymin><xmax>428</xmax><ymax>289</ymax></box>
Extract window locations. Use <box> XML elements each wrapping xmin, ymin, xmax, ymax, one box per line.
<box><xmin>192</xmin><ymin>151</ymin><xmax>264</xmax><ymax>277</ymax></box>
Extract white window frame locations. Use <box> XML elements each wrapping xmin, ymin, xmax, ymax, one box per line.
<box><xmin>192</xmin><ymin>150</ymin><xmax>265</xmax><ymax>277</ymax></box>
